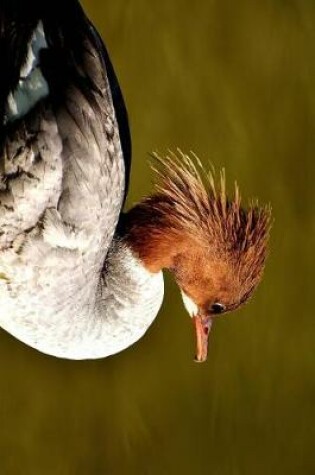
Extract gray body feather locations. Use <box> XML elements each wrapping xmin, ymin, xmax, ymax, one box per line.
<box><xmin>0</xmin><ymin>18</ymin><xmax>163</xmax><ymax>359</ymax></box>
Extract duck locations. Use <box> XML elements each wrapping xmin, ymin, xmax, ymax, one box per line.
<box><xmin>0</xmin><ymin>0</ymin><xmax>271</xmax><ymax>362</ymax></box>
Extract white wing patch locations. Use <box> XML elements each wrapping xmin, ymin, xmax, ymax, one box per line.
<box><xmin>5</xmin><ymin>21</ymin><xmax>49</xmax><ymax>123</ymax></box>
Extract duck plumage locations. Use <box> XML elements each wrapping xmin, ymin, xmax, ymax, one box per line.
<box><xmin>0</xmin><ymin>0</ymin><xmax>271</xmax><ymax>362</ymax></box>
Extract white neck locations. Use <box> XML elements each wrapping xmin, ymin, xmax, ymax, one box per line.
<box><xmin>92</xmin><ymin>242</ymin><xmax>164</xmax><ymax>359</ymax></box>
<box><xmin>0</xmin><ymin>241</ymin><xmax>164</xmax><ymax>359</ymax></box>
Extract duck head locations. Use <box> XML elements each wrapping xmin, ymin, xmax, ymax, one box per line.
<box><xmin>124</xmin><ymin>151</ymin><xmax>272</xmax><ymax>362</ymax></box>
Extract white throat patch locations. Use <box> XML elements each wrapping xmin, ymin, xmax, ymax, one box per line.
<box><xmin>5</xmin><ymin>21</ymin><xmax>49</xmax><ymax>123</ymax></box>
<box><xmin>180</xmin><ymin>290</ymin><xmax>198</xmax><ymax>317</ymax></box>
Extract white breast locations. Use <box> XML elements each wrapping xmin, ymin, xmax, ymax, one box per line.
<box><xmin>0</xmin><ymin>242</ymin><xmax>164</xmax><ymax>360</ymax></box>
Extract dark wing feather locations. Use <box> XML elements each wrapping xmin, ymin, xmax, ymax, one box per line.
<box><xmin>0</xmin><ymin>0</ymin><xmax>128</xmax><ymax>251</ymax></box>
<box><xmin>88</xmin><ymin>22</ymin><xmax>132</xmax><ymax>202</ymax></box>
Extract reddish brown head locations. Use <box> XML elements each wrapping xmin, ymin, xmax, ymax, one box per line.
<box><xmin>124</xmin><ymin>151</ymin><xmax>272</xmax><ymax>362</ymax></box>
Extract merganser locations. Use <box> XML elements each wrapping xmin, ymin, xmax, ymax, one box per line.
<box><xmin>0</xmin><ymin>0</ymin><xmax>271</xmax><ymax>362</ymax></box>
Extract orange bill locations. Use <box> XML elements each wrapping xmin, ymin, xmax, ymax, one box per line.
<box><xmin>193</xmin><ymin>315</ymin><xmax>213</xmax><ymax>363</ymax></box>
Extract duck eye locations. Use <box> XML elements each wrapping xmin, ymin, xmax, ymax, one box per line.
<box><xmin>210</xmin><ymin>303</ymin><xmax>226</xmax><ymax>314</ymax></box>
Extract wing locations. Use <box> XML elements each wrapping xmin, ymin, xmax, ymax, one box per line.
<box><xmin>88</xmin><ymin>21</ymin><xmax>132</xmax><ymax>201</ymax></box>
<box><xmin>0</xmin><ymin>0</ymin><xmax>130</xmax><ymax>252</ymax></box>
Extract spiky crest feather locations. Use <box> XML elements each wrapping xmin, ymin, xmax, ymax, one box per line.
<box><xmin>124</xmin><ymin>150</ymin><xmax>272</xmax><ymax>304</ymax></box>
<box><xmin>152</xmin><ymin>150</ymin><xmax>271</xmax><ymax>290</ymax></box>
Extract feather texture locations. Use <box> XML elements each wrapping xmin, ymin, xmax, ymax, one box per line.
<box><xmin>0</xmin><ymin>4</ymin><xmax>163</xmax><ymax>359</ymax></box>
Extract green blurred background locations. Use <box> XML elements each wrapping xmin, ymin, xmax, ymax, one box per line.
<box><xmin>0</xmin><ymin>0</ymin><xmax>314</xmax><ymax>473</ymax></box>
